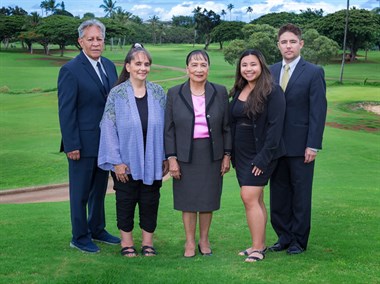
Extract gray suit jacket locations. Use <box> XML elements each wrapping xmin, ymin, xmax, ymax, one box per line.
<box><xmin>165</xmin><ymin>80</ymin><xmax>231</xmax><ymax>162</ymax></box>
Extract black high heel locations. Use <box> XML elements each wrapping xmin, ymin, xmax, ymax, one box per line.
<box><xmin>198</xmin><ymin>244</ymin><xmax>212</xmax><ymax>256</ymax></box>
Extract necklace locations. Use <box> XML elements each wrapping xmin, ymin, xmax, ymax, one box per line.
<box><xmin>135</xmin><ymin>93</ymin><xmax>145</xmax><ymax>99</ymax></box>
<box><xmin>191</xmin><ymin>90</ymin><xmax>205</xmax><ymax>97</ymax></box>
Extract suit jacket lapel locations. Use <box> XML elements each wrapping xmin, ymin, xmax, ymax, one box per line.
<box><xmin>205</xmin><ymin>81</ymin><xmax>216</xmax><ymax>112</ymax></box>
<box><xmin>286</xmin><ymin>58</ymin><xmax>305</xmax><ymax>93</ymax></box>
<box><xmin>79</xmin><ymin>51</ymin><xmax>107</xmax><ymax>96</ymax></box>
<box><xmin>271</xmin><ymin>62</ymin><xmax>282</xmax><ymax>84</ymax></box>
<box><xmin>179</xmin><ymin>80</ymin><xmax>194</xmax><ymax>113</ymax></box>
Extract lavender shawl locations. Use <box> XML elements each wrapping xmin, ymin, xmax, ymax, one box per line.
<box><xmin>98</xmin><ymin>79</ymin><xmax>166</xmax><ymax>185</ymax></box>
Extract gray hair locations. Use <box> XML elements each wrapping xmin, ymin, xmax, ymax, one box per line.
<box><xmin>78</xmin><ymin>19</ymin><xmax>106</xmax><ymax>39</ymax></box>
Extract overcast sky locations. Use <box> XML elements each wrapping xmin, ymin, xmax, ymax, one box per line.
<box><xmin>3</xmin><ymin>0</ymin><xmax>378</xmax><ymax>22</ymax></box>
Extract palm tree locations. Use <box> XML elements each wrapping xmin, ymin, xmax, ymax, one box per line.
<box><xmin>148</xmin><ymin>15</ymin><xmax>160</xmax><ymax>45</ymax></box>
<box><xmin>246</xmin><ymin>6</ymin><xmax>253</xmax><ymax>21</ymax></box>
<box><xmin>40</xmin><ymin>0</ymin><xmax>49</xmax><ymax>15</ymax></box>
<box><xmin>227</xmin><ymin>3</ymin><xmax>234</xmax><ymax>21</ymax></box>
<box><xmin>47</xmin><ymin>0</ymin><xmax>60</xmax><ymax>14</ymax></box>
<box><xmin>221</xmin><ymin>9</ymin><xmax>227</xmax><ymax>20</ymax></box>
<box><xmin>99</xmin><ymin>0</ymin><xmax>121</xmax><ymax>18</ymax></box>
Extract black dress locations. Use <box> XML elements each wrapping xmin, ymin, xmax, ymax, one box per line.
<box><xmin>232</xmin><ymin>99</ymin><xmax>277</xmax><ymax>187</ymax></box>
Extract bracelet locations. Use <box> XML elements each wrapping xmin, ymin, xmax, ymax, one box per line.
<box><xmin>167</xmin><ymin>156</ymin><xmax>177</xmax><ymax>160</ymax></box>
<box><xmin>224</xmin><ymin>152</ymin><xmax>231</xmax><ymax>157</ymax></box>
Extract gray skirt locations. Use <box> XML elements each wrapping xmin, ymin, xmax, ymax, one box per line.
<box><xmin>173</xmin><ymin>138</ymin><xmax>223</xmax><ymax>212</ymax></box>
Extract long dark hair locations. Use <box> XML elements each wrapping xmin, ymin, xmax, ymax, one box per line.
<box><xmin>229</xmin><ymin>49</ymin><xmax>273</xmax><ymax>118</ymax></box>
<box><xmin>115</xmin><ymin>43</ymin><xmax>152</xmax><ymax>86</ymax></box>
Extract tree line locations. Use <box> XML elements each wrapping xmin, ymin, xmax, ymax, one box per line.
<box><xmin>0</xmin><ymin>2</ymin><xmax>379</xmax><ymax>65</ymax></box>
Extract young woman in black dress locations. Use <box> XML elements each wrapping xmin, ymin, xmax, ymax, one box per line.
<box><xmin>230</xmin><ymin>49</ymin><xmax>286</xmax><ymax>262</ymax></box>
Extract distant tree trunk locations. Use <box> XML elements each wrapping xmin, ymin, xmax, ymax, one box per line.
<box><xmin>219</xmin><ymin>41</ymin><xmax>223</xmax><ymax>49</ymax></box>
<box><xmin>42</xmin><ymin>44</ymin><xmax>49</xmax><ymax>55</ymax></box>
<box><xmin>365</xmin><ymin>48</ymin><xmax>368</xmax><ymax>61</ymax></box>
<box><xmin>110</xmin><ymin>37</ymin><xmax>114</xmax><ymax>51</ymax></box>
<box><xmin>204</xmin><ymin>34</ymin><xmax>211</xmax><ymax>50</ymax></box>
<box><xmin>60</xmin><ymin>44</ymin><xmax>65</xmax><ymax>57</ymax></box>
<box><xmin>339</xmin><ymin>0</ymin><xmax>349</xmax><ymax>83</ymax></box>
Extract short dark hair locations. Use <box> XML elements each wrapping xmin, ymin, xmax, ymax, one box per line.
<box><xmin>278</xmin><ymin>23</ymin><xmax>302</xmax><ymax>40</ymax></box>
<box><xmin>186</xmin><ymin>50</ymin><xmax>210</xmax><ymax>66</ymax></box>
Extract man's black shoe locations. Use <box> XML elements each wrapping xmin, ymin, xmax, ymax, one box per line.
<box><xmin>268</xmin><ymin>242</ymin><xmax>289</xmax><ymax>252</ymax></box>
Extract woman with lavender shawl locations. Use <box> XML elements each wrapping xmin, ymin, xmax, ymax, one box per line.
<box><xmin>98</xmin><ymin>43</ymin><xmax>168</xmax><ymax>257</ymax></box>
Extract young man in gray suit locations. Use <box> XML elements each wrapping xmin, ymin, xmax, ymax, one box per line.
<box><xmin>269</xmin><ymin>23</ymin><xmax>327</xmax><ymax>254</ymax></box>
<box><xmin>58</xmin><ymin>19</ymin><xmax>120</xmax><ymax>253</ymax></box>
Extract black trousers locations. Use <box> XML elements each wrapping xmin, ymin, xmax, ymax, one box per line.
<box><xmin>111</xmin><ymin>172</ymin><xmax>161</xmax><ymax>233</ymax></box>
<box><xmin>270</xmin><ymin>156</ymin><xmax>315</xmax><ymax>249</ymax></box>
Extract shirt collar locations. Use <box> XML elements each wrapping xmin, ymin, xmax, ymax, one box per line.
<box><xmin>282</xmin><ymin>56</ymin><xmax>301</xmax><ymax>71</ymax></box>
<box><xmin>82</xmin><ymin>51</ymin><xmax>102</xmax><ymax>68</ymax></box>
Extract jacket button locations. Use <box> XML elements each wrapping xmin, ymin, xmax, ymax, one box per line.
<box><xmin>254</xmin><ymin>124</ymin><xmax>257</xmax><ymax>128</ymax></box>
<box><xmin>206</xmin><ymin>114</ymin><xmax>210</xmax><ymax>118</ymax></box>
<box><xmin>255</xmin><ymin>138</ymin><xmax>258</xmax><ymax>142</ymax></box>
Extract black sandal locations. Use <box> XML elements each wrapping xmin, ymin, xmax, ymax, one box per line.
<box><xmin>141</xmin><ymin>245</ymin><xmax>157</xmax><ymax>256</ymax></box>
<box><xmin>245</xmin><ymin>250</ymin><xmax>266</xmax><ymax>262</ymax></box>
<box><xmin>239</xmin><ymin>246</ymin><xmax>267</xmax><ymax>256</ymax></box>
<box><xmin>120</xmin><ymin>246</ymin><xmax>138</xmax><ymax>257</ymax></box>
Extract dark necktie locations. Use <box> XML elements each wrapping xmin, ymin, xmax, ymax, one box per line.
<box><xmin>97</xmin><ymin>62</ymin><xmax>110</xmax><ymax>93</ymax></box>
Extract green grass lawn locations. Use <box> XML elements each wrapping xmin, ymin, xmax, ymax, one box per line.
<box><xmin>0</xmin><ymin>45</ymin><xmax>379</xmax><ymax>283</ymax></box>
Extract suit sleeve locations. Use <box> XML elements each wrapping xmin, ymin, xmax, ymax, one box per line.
<box><xmin>252</xmin><ymin>85</ymin><xmax>286</xmax><ymax>171</ymax></box>
<box><xmin>307</xmin><ymin>66</ymin><xmax>327</xmax><ymax>149</ymax></box>
<box><xmin>58</xmin><ymin>66</ymin><xmax>81</xmax><ymax>153</ymax></box>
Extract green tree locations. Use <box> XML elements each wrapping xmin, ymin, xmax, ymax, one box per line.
<box><xmin>162</xmin><ymin>26</ymin><xmax>194</xmax><ymax>44</ymax></box>
<box><xmin>302</xmin><ymin>29</ymin><xmax>339</xmax><ymax>64</ymax></box>
<box><xmin>211</xmin><ymin>21</ymin><xmax>244</xmax><ymax>49</ymax></box>
<box><xmin>193</xmin><ymin>7</ymin><xmax>221</xmax><ymax>50</ymax></box>
<box><xmin>83</xmin><ymin>12</ymin><xmax>95</xmax><ymax>19</ymax></box>
<box><xmin>223</xmin><ymin>39</ymin><xmax>246</xmax><ymax>65</ymax></box>
<box><xmin>7</xmin><ymin>6</ymin><xmax>28</xmax><ymax>16</ymax></box>
<box><xmin>35</xmin><ymin>15</ymin><xmax>79</xmax><ymax>55</ymax></box>
<box><xmin>223</xmin><ymin>24</ymin><xmax>279</xmax><ymax>65</ymax></box>
<box><xmin>99</xmin><ymin>0</ymin><xmax>121</xmax><ymax>18</ymax></box>
<box><xmin>317</xmin><ymin>8</ymin><xmax>379</xmax><ymax>61</ymax></box>
<box><xmin>0</xmin><ymin>15</ymin><xmax>26</xmax><ymax>49</ymax></box>
<box><xmin>19</xmin><ymin>12</ymin><xmax>41</xmax><ymax>53</ymax></box>
<box><xmin>172</xmin><ymin>15</ymin><xmax>194</xmax><ymax>28</ymax></box>
<box><xmin>252</xmin><ymin>12</ymin><xmax>301</xmax><ymax>28</ymax></box>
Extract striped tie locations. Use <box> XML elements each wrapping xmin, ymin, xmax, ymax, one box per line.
<box><xmin>281</xmin><ymin>64</ymin><xmax>290</xmax><ymax>91</ymax></box>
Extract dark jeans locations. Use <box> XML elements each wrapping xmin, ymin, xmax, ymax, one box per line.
<box><xmin>111</xmin><ymin>172</ymin><xmax>161</xmax><ymax>233</ymax></box>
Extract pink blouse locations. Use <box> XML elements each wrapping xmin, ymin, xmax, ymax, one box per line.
<box><xmin>192</xmin><ymin>95</ymin><xmax>209</xmax><ymax>139</ymax></box>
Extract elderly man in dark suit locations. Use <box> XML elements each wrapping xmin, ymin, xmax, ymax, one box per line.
<box><xmin>58</xmin><ymin>19</ymin><xmax>120</xmax><ymax>253</ymax></box>
<box><xmin>269</xmin><ymin>23</ymin><xmax>327</xmax><ymax>254</ymax></box>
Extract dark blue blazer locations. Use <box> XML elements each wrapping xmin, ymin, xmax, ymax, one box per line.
<box><xmin>230</xmin><ymin>84</ymin><xmax>286</xmax><ymax>171</ymax></box>
<box><xmin>58</xmin><ymin>51</ymin><xmax>118</xmax><ymax>157</ymax></box>
<box><xmin>270</xmin><ymin>58</ymin><xmax>327</xmax><ymax>156</ymax></box>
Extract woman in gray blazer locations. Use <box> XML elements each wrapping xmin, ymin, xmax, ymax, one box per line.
<box><xmin>165</xmin><ymin>50</ymin><xmax>232</xmax><ymax>257</ymax></box>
